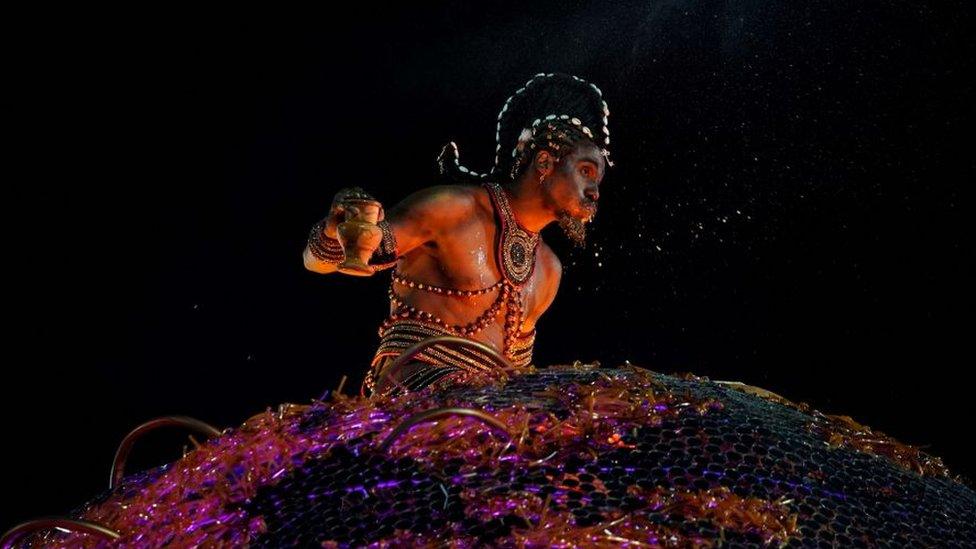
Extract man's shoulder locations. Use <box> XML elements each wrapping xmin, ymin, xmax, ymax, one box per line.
<box><xmin>411</xmin><ymin>183</ymin><xmax>482</xmax><ymax>197</ymax></box>
<box><xmin>402</xmin><ymin>184</ymin><xmax>483</xmax><ymax>215</ymax></box>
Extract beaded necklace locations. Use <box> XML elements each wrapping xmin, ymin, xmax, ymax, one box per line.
<box><xmin>484</xmin><ymin>180</ymin><xmax>540</xmax><ymax>286</ymax></box>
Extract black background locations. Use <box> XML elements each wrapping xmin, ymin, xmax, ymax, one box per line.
<box><xmin>5</xmin><ymin>2</ymin><xmax>972</xmax><ymax>529</ymax></box>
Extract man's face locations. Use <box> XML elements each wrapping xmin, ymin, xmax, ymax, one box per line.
<box><xmin>541</xmin><ymin>142</ymin><xmax>606</xmax><ymax>246</ymax></box>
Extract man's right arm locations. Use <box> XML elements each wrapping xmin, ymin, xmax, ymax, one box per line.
<box><xmin>303</xmin><ymin>185</ymin><xmax>477</xmax><ymax>275</ymax></box>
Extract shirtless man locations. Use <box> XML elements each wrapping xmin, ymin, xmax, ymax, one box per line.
<box><xmin>303</xmin><ymin>73</ymin><xmax>612</xmax><ymax>397</ymax></box>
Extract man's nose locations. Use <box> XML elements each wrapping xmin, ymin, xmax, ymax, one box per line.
<box><xmin>584</xmin><ymin>187</ymin><xmax>599</xmax><ymax>202</ymax></box>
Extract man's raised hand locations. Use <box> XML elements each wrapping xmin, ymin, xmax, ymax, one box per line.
<box><xmin>324</xmin><ymin>187</ymin><xmax>385</xmax><ymax>238</ymax></box>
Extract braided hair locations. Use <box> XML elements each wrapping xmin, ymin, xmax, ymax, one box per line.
<box><xmin>437</xmin><ymin>72</ymin><xmax>612</xmax><ymax>185</ymax></box>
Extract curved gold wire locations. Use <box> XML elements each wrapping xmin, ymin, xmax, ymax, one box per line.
<box><xmin>110</xmin><ymin>415</ymin><xmax>222</xmax><ymax>489</ymax></box>
<box><xmin>378</xmin><ymin>407</ymin><xmax>511</xmax><ymax>452</ymax></box>
<box><xmin>1</xmin><ymin>518</ymin><xmax>120</xmax><ymax>549</ymax></box>
<box><xmin>376</xmin><ymin>335</ymin><xmax>516</xmax><ymax>395</ymax></box>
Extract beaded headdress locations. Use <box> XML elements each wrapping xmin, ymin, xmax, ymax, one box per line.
<box><xmin>437</xmin><ymin>72</ymin><xmax>612</xmax><ymax>184</ymax></box>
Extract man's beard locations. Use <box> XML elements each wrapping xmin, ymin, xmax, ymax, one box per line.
<box><xmin>540</xmin><ymin>179</ymin><xmax>596</xmax><ymax>248</ymax></box>
<box><xmin>556</xmin><ymin>209</ymin><xmax>593</xmax><ymax>248</ymax></box>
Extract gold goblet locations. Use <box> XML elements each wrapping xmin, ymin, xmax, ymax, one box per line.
<box><xmin>337</xmin><ymin>198</ymin><xmax>383</xmax><ymax>276</ymax></box>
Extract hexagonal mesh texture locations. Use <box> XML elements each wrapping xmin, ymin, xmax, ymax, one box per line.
<box><xmin>245</xmin><ymin>369</ymin><xmax>975</xmax><ymax>546</ymax></box>
<box><xmin>37</xmin><ymin>365</ymin><xmax>976</xmax><ymax>547</ymax></box>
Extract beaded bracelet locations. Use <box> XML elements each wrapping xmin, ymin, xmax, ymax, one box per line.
<box><xmin>368</xmin><ymin>219</ymin><xmax>399</xmax><ymax>270</ymax></box>
<box><xmin>307</xmin><ymin>219</ymin><xmax>344</xmax><ymax>263</ymax></box>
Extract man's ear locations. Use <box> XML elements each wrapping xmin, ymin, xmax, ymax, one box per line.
<box><xmin>534</xmin><ymin>150</ymin><xmax>555</xmax><ymax>177</ymax></box>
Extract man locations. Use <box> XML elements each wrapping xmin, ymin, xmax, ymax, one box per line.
<box><xmin>303</xmin><ymin>73</ymin><xmax>612</xmax><ymax>397</ymax></box>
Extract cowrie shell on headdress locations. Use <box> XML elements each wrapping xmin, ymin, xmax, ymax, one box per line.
<box><xmin>571</xmin><ymin>117</ymin><xmax>581</xmax><ymax>125</ymax></box>
<box><xmin>545</xmin><ymin>114</ymin><xmax>556</xmax><ymax>120</ymax></box>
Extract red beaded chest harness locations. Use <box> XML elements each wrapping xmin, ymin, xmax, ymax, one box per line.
<box><xmin>362</xmin><ymin>181</ymin><xmax>539</xmax><ymax>396</ymax></box>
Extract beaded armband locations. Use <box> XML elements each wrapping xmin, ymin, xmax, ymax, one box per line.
<box><xmin>307</xmin><ymin>219</ymin><xmax>344</xmax><ymax>263</ymax></box>
<box><xmin>368</xmin><ymin>219</ymin><xmax>399</xmax><ymax>272</ymax></box>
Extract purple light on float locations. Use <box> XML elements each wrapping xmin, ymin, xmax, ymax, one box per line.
<box><xmin>38</xmin><ymin>365</ymin><xmax>967</xmax><ymax>547</ymax></box>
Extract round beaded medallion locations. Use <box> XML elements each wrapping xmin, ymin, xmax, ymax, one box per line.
<box><xmin>483</xmin><ymin>181</ymin><xmax>539</xmax><ymax>286</ymax></box>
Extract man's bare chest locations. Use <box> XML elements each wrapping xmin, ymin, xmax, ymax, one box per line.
<box><xmin>405</xmin><ymin>221</ymin><xmax>551</xmax><ymax>316</ymax></box>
